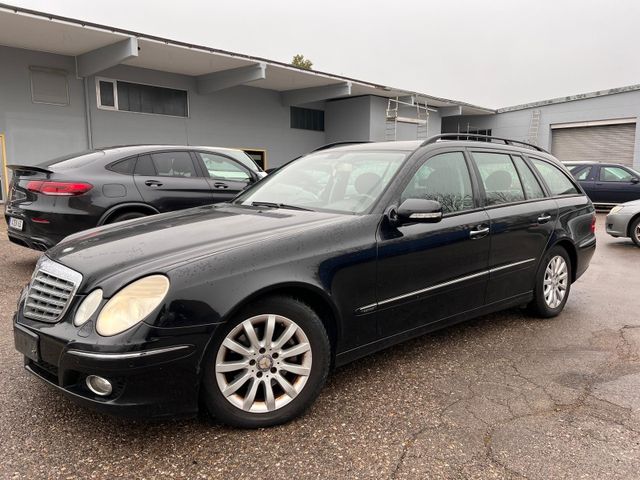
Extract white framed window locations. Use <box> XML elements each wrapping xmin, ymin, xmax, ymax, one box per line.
<box><xmin>95</xmin><ymin>77</ymin><xmax>188</xmax><ymax>117</ymax></box>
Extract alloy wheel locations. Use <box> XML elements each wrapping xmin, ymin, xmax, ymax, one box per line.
<box><xmin>543</xmin><ymin>255</ymin><xmax>568</xmax><ymax>309</ymax></box>
<box><xmin>215</xmin><ymin>314</ymin><xmax>312</xmax><ymax>413</ymax></box>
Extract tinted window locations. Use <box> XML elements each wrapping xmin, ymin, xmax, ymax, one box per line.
<box><xmin>473</xmin><ymin>152</ymin><xmax>525</xmax><ymax>206</ymax></box>
<box><xmin>531</xmin><ymin>159</ymin><xmax>579</xmax><ymax>196</ymax></box>
<box><xmin>572</xmin><ymin>166</ymin><xmax>593</xmax><ymax>181</ymax></box>
<box><xmin>116</xmin><ymin>81</ymin><xmax>188</xmax><ymax>117</ymax></box>
<box><xmin>290</xmin><ymin>107</ymin><xmax>325</xmax><ymax>131</ymax></box>
<box><xmin>151</xmin><ymin>152</ymin><xmax>197</xmax><ymax>178</ymax></box>
<box><xmin>512</xmin><ymin>155</ymin><xmax>545</xmax><ymax>200</ymax></box>
<box><xmin>599</xmin><ymin>166</ymin><xmax>634</xmax><ymax>182</ymax></box>
<box><xmin>199</xmin><ymin>153</ymin><xmax>250</xmax><ymax>182</ymax></box>
<box><xmin>109</xmin><ymin>157</ymin><xmax>136</xmax><ymax>174</ymax></box>
<box><xmin>134</xmin><ymin>155</ymin><xmax>157</xmax><ymax>176</ymax></box>
<box><xmin>402</xmin><ymin>152</ymin><xmax>473</xmax><ymax>214</ymax></box>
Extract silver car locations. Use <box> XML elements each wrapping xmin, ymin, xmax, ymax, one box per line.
<box><xmin>606</xmin><ymin>200</ymin><xmax>640</xmax><ymax>247</ymax></box>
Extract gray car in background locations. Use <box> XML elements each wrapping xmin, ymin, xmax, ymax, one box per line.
<box><xmin>606</xmin><ymin>200</ymin><xmax>640</xmax><ymax>247</ymax></box>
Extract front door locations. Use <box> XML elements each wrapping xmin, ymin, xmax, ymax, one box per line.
<box><xmin>133</xmin><ymin>151</ymin><xmax>213</xmax><ymax>212</ymax></box>
<box><xmin>594</xmin><ymin>165</ymin><xmax>640</xmax><ymax>204</ymax></box>
<box><xmin>195</xmin><ymin>151</ymin><xmax>254</xmax><ymax>203</ymax></box>
<box><xmin>376</xmin><ymin>150</ymin><xmax>491</xmax><ymax>339</ymax></box>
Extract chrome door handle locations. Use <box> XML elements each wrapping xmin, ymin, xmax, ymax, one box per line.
<box><xmin>213</xmin><ymin>182</ymin><xmax>229</xmax><ymax>189</ymax></box>
<box><xmin>469</xmin><ymin>227</ymin><xmax>489</xmax><ymax>239</ymax></box>
<box><xmin>537</xmin><ymin>214</ymin><xmax>552</xmax><ymax>224</ymax></box>
<box><xmin>145</xmin><ymin>180</ymin><xmax>163</xmax><ymax>187</ymax></box>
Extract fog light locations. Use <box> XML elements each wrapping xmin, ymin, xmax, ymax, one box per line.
<box><xmin>85</xmin><ymin>375</ymin><xmax>113</xmax><ymax>396</ymax></box>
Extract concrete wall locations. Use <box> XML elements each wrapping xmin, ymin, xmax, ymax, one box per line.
<box><xmin>0</xmin><ymin>46</ymin><xmax>88</xmax><ymax>166</ymax></box>
<box><xmin>442</xmin><ymin>90</ymin><xmax>640</xmax><ymax>169</ymax></box>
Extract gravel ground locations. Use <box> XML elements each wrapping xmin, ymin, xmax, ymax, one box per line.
<box><xmin>1</xmin><ymin>214</ymin><xmax>639</xmax><ymax>479</ymax></box>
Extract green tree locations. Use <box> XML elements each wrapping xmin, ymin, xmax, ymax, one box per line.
<box><xmin>291</xmin><ymin>54</ymin><xmax>313</xmax><ymax>70</ymax></box>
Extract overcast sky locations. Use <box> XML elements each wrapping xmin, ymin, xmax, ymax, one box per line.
<box><xmin>11</xmin><ymin>0</ymin><xmax>640</xmax><ymax>108</ymax></box>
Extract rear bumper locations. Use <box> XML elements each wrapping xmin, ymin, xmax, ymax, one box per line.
<box><xmin>575</xmin><ymin>234</ymin><xmax>596</xmax><ymax>281</ymax></box>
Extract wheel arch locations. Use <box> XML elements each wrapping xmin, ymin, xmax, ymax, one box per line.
<box><xmin>549</xmin><ymin>238</ymin><xmax>578</xmax><ymax>283</ymax></box>
<box><xmin>98</xmin><ymin>202</ymin><xmax>160</xmax><ymax>225</ymax></box>
<box><xmin>626</xmin><ymin>212</ymin><xmax>640</xmax><ymax>238</ymax></box>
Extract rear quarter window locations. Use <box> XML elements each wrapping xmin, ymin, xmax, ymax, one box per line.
<box><xmin>107</xmin><ymin>157</ymin><xmax>136</xmax><ymax>174</ymax></box>
<box><xmin>530</xmin><ymin>158</ymin><xmax>580</xmax><ymax>196</ymax></box>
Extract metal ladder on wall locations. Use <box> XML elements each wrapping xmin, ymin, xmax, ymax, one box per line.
<box><xmin>527</xmin><ymin>109</ymin><xmax>541</xmax><ymax>145</ymax></box>
<box><xmin>385</xmin><ymin>97</ymin><xmax>429</xmax><ymax>141</ymax></box>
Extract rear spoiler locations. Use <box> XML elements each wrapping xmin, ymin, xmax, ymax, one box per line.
<box><xmin>7</xmin><ymin>164</ymin><xmax>52</xmax><ymax>174</ymax></box>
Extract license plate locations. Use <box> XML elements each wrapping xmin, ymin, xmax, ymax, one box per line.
<box><xmin>14</xmin><ymin>324</ymin><xmax>39</xmax><ymax>362</ymax></box>
<box><xmin>9</xmin><ymin>217</ymin><xmax>23</xmax><ymax>231</ymax></box>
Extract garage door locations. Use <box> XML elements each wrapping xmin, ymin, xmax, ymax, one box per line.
<box><xmin>551</xmin><ymin>123</ymin><xmax>636</xmax><ymax>166</ymax></box>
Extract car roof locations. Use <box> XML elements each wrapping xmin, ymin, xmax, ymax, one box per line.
<box><xmin>97</xmin><ymin>144</ymin><xmax>245</xmax><ymax>157</ymax></box>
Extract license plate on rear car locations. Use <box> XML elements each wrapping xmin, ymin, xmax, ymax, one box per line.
<box><xmin>9</xmin><ymin>217</ymin><xmax>23</xmax><ymax>231</ymax></box>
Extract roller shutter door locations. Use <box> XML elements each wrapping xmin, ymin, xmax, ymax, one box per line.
<box><xmin>551</xmin><ymin>123</ymin><xmax>636</xmax><ymax>166</ymax></box>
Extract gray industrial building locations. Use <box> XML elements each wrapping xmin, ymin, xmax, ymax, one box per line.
<box><xmin>0</xmin><ymin>4</ymin><xmax>639</xmax><ymax>203</ymax></box>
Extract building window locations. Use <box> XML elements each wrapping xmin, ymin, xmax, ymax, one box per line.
<box><xmin>96</xmin><ymin>78</ymin><xmax>188</xmax><ymax>117</ymax></box>
<box><xmin>290</xmin><ymin>107</ymin><xmax>324</xmax><ymax>131</ymax></box>
<box><xmin>30</xmin><ymin>67</ymin><xmax>69</xmax><ymax>106</ymax></box>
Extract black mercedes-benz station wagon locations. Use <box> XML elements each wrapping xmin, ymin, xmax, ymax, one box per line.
<box><xmin>5</xmin><ymin>145</ymin><xmax>265</xmax><ymax>251</ymax></box>
<box><xmin>13</xmin><ymin>135</ymin><xmax>596</xmax><ymax>428</ymax></box>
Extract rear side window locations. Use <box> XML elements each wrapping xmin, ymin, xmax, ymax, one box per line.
<box><xmin>401</xmin><ymin>151</ymin><xmax>473</xmax><ymax>214</ymax></box>
<box><xmin>530</xmin><ymin>158</ymin><xmax>579</xmax><ymax>196</ymax></box>
<box><xmin>472</xmin><ymin>152</ymin><xmax>525</xmax><ymax>206</ymax></box>
<box><xmin>108</xmin><ymin>157</ymin><xmax>136</xmax><ymax>174</ymax></box>
<box><xmin>134</xmin><ymin>155</ymin><xmax>156</xmax><ymax>176</ymax></box>
<box><xmin>512</xmin><ymin>155</ymin><xmax>545</xmax><ymax>200</ymax></box>
<box><xmin>151</xmin><ymin>152</ymin><xmax>197</xmax><ymax>178</ymax></box>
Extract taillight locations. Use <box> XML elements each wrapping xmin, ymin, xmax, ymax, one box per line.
<box><xmin>26</xmin><ymin>181</ymin><xmax>93</xmax><ymax>196</ymax></box>
<box><xmin>590</xmin><ymin>214</ymin><xmax>596</xmax><ymax>233</ymax></box>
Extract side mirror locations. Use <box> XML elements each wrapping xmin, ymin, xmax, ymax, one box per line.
<box><xmin>396</xmin><ymin>199</ymin><xmax>443</xmax><ymax>224</ymax></box>
<box><xmin>631</xmin><ymin>177</ymin><xmax>639</xmax><ymax>184</ymax></box>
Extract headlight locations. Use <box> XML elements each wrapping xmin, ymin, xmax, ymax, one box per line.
<box><xmin>96</xmin><ymin>275</ymin><xmax>170</xmax><ymax>336</ymax></box>
<box><xmin>74</xmin><ymin>289</ymin><xmax>103</xmax><ymax>326</ymax></box>
<box><xmin>609</xmin><ymin>205</ymin><xmax>624</xmax><ymax>215</ymax></box>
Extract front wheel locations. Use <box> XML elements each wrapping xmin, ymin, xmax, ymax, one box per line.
<box><xmin>527</xmin><ymin>246</ymin><xmax>572</xmax><ymax>318</ymax></box>
<box><xmin>202</xmin><ymin>296</ymin><xmax>330</xmax><ymax>428</ymax></box>
<box><xmin>630</xmin><ymin>217</ymin><xmax>640</xmax><ymax>248</ymax></box>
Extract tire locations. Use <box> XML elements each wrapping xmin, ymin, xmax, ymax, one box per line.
<box><xmin>630</xmin><ymin>217</ymin><xmax>640</xmax><ymax>248</ymax></box>
<box><xmin>527</xmin><ymin>246</ymin><xmax>572</xmax><ymax>318</ymax></box>
<box><xmin>107</xmin><ymin>211</ymin><xmax>148</xmax><ymax>223</ymax></box>
<box><xmin>202</xmin><ymin>295</ymin><xmax>331</xmax><ymax>428</ymax></box>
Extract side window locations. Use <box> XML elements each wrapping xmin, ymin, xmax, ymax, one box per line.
<box><xmin>151</xmin><ymin>152</ymin><xmax>197</xmax><ymax>178</ymax></box>
<box><xmin>530</xmin><ymin>158</ymin><xmax>579</xmax><ymax>196</ymax></box>
<box><xmin>473</xmin><ymin>152</ymin><xmax>525</xmax><ymax>206</ymax></box>
<box><xmin>511</xmin><ymin>155</ymin><xmax>545</xmax><ymax>200</ymax></box>
<box><xmin>401</xmin><ymin>152</ymin><xmax>474</xmax><ymax>214</ymax></box>
<box><xmin>572</xmin><ymin>166</ymin><xmax>593</xmax><ymax>181</ymax></box>
<box><xmin>599</xmin><ymin>166</ymin><xmax>634</xmax><ymax>182</ymax></box>
<box><xmin>198</xmin><ymin>153</ymin><xmax>251</xmax><ymax>182</ymax></box>
<box><xmin>108</xmin><ymin>157</ymin><xmax>136</xmax><ymax>174</ymax></box>
<box><xmin>134</xmin><ymin>155</ymin><xmax>156</xmax><ymax>176</ymax></box>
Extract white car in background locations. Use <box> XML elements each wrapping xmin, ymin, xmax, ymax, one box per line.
<box><xmin>606</xmin><ymin>200</ymin><xmax>640</xmax><ymax>247</ymax></box>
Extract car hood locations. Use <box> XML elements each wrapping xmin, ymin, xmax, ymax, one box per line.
<box><xmin>622</xmin><ymin>199</ymin><xmax>640</xmax><ymax>208</ymax></box>
<box><xmin>47</xmin><ymin>204</ymin><xmax>348</xmax><ymax>286</ymax></box>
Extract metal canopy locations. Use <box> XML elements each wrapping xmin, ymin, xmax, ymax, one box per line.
<box><xmin>0</xmin><ymin>4</ymin><xmax>494</xmax><ymax>113</ymax></box>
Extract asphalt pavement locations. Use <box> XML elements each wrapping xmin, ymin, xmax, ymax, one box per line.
<box><xmin>1</xmin><ymin>214</ymin><xmax>639</xmax><ymax>479</ymax></box>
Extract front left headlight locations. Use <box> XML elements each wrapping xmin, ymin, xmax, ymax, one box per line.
<box><xmin>96</xmin><ymin>275</ymin><xmax>170</xmax><ymax>337</ymax></box>
<box><xmin>609</xmin><ymin>205</ymin><xmax>624</xmax><ymax>215</ymax></box>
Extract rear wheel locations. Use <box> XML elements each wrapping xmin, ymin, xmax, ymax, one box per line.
<box><xmin>527</xmin><ymin>246</ymin><xmax>572</xmax><ymax>318</ymax></box>
<box><xmin>630</xmin><ymin>217</ymin><xmax>640</xmax><ymax>247</ymax></box>
<box><xmin>107</xmin><ymin>211</ymin><xmax>148</xmax><ymax>223</ymax></box>
<box><xmin>202</xmin><ymin>296</ymin><xmax>330</xmax><ymax>428</ymax></box>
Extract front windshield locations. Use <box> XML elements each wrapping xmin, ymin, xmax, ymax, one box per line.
<box><xmin>235</xmin><ymin>149</ymin><xmax>409</xmax><ymax>214</ymax></box>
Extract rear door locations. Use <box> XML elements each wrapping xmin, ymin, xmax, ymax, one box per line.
<box><xmin>594</xmin><ymin>165</ymin><xmax>640</xmax><ymax>204</ymax></box>
<box><xmin>569</xmin><ymin>165</ymin><xmax>597</xmax><ymax>200</ymax></box>
<box><xmin>469</xmin><ymin>150</ymin><xmax>557</xmax><ymax>303</ymax></box>
<box><xmin>195</xmin><ymin>151</ymin><xmax>255</xmax><ymax>203</ymax></box>
<box><xmin>133</xmin><ymin>151</ymin><xmax>213</xmax><ymax>212</ymax></box>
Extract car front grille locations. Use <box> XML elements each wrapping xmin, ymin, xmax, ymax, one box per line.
<box><xmin>23</xmin><ymin>258</ymin><xmax>82</xmax><ymax>323</ymax></box>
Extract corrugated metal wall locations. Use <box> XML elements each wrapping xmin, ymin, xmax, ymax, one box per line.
<box><xmin>551</xmin><ymin>123</ymin><xmax>636</xmax><ymax>165</ymax></box>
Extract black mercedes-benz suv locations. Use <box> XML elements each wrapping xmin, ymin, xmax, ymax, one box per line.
<box><xmin>13</xmin><ymin>135</ymin><xmax>596</xmax><ymax>428</ymax></box>
<box><xmin>5</xmin><ymin>145</ymin><xmax>265</xmax><ymax>251</ymax></box>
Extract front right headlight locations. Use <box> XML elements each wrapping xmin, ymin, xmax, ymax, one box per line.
<box><xmin>609</xmin><ymin>205</ymin><xmax>624</xmax><ymax>215</ymax></box>
<box><xmin>96</xmin><ymin>275</ymin><xmax>170</xmax><ymax>336</ymax></box>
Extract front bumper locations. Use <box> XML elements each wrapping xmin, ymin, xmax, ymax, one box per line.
<box><xmin>14</xmin><ymin>312</ymin><xmax>217</xmax><ymax>418</ymax></box>
<box><xmin>605</xmin><ymin>212</ymin><xmax>633</xmax><ymax>238</ymax></box>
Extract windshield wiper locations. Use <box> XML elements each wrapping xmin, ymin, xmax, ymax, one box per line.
<box><xmin>251</xmin><ymin>201</ymin><xmax>313</xmax><ymax>211</ymax></box>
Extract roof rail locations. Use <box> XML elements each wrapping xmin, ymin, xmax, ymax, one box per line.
<box><xmin>309</xmin><ymin>141</ymin><xmax>371</xmax><ymax>153</ymax></box>
<box><xmin>420</xmin><ymin>134</ymin><xmax>549</xmax><ymax>153</ymax></box>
